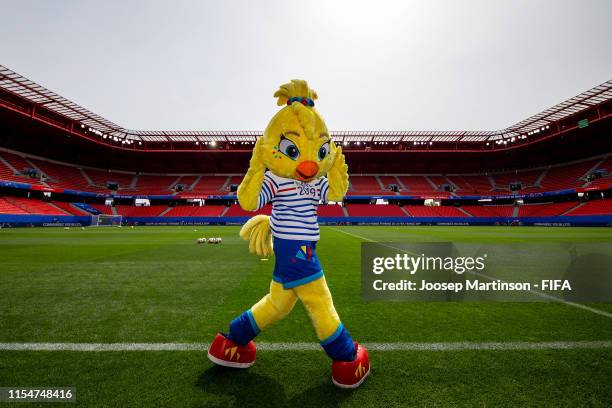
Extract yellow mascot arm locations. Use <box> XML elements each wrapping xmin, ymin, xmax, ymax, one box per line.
<box><xmin>237</xmin><ymin>138</ymin><xmax>266</xmax><ymax>211</ymax></box>
<box><xmin>326</xmin><ymin>146</ymin><xmax>349</xmax><ymax>202</ymax></box>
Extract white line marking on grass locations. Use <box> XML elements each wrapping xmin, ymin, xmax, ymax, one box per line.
<box><xmin>0</xmin><ymin>341</ymin><xmax>610</xmax><ymax>352</ymax></box>
<box><xmin>469</xmin><ymin>270</ymin><xmax>612</xmax><ymax>319</ymax></box>
<box><xmin>329</xmin><ymin>227</ymin><xmax>375</xmax><ymax>242</ymax></box>
<box><xmin>328</xmin><ymin>227</ymin><xmax>612</xmax><ymax>318</ymax></box>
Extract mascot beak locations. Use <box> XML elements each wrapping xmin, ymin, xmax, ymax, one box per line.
<box><xmin>296</xmin><ymin>161</ymin><xmax>319</xmax><ymax>181</ymax></box>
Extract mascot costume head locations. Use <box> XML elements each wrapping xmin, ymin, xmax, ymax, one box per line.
<box><xmin>207</xmin><ymin>80</ymin><xmax>370</xmax><ymax>388</ymax></box>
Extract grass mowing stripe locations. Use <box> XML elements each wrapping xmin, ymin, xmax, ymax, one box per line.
<box><xmin>1</xmin><ymin>341</ymin><xmax>610</xmax><ymax>351</ymax></box>
<box><xmin>329</xmin><ymin>226</ymin><xmax>612</xmax><ymax>318</ymax></box>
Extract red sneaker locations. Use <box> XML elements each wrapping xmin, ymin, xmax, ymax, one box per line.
<box><xmin>207</xmin><ymin>333</ymin><xmax>256</xmax><ymax>368</ymax></box>
<box><xmin>331</xmin><ymin>343</ymin><xmax>370</xmax><ymax>388</ymax></box>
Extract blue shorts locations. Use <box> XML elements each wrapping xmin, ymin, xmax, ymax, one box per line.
<box><xmin>272</xmin><ymin>237</ymin><xmax>323</xmax><ymax>289</ymax></box>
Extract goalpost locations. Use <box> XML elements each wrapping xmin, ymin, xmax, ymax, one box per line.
<box><xmin>91</xmin><ymin>214</ymin><xmax>123</xmax><ymax>227</ymax></box>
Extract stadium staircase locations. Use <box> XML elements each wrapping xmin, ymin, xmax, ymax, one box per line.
<box><xmin>158</xmin><ymin>207</ymin><xmax>173</xmax><ymax>216</ymax></box>
<box><xmin>189</xmin><ymin>175</ymin><xmax>202</xmax><ymax>190</ymax></box>
<box><xmin>79</xmin><ymin>168</ymin><xmax>96</xmax><ymax>187</ymax></box>
<box><xmin>52</xmin><ymin>201</ymin><xmax>90</xmax><ymax>216</ymax></box>
<box><xmin>424</xmin><ymin>176</ymin><xmax>439</xmax><ymax>190</ymax></box>
<box><xmin>375</xmin><ymin>176</ymin><xmax>386</xmax><ymax>191</ymax></box>
<box><xmin>561</xmin><ymin>202</ymin><xmax>584</xmax><ymax>215</ymax></box>
<box><xmin>0</xmin><ymin>155</ymin><xmax>18</xmax><ymax>174</ymax></box>
<box><xmin>456</xmin><ymin>207</ymin><xmax>472</xmax><ymax>217</ymax></box>
<box><xmin>534</xmin><ymin>168</ymin><xmax>548</xmax><ymax>188</ymax></box>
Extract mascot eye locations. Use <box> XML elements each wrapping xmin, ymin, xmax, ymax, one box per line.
<box><xmin>279</xmin><ymin>137</ymin><xmax>300</xmax><ymax>160</ymax></box>
<box><xmin>318</xmin><ymin>142</ymin><xmax>330</xmax><ymax>161</ymax></box>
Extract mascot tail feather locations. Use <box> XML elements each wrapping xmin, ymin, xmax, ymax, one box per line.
<box><xmin>239</xmin><ymin>214</ymin><xmax>273</xmax><ymax>257</ymax></box>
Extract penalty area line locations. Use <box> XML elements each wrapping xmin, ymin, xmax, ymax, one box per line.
<box><xmin>0</xmin><ymin>341</ymin><xmax>610</xmax><ymax>352</ymax></box>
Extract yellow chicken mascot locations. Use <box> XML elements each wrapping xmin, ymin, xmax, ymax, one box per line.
<box><xmin>208</xmin><ymin>80</ymin><xmax>370</xmax><ymax>388</ymax></box>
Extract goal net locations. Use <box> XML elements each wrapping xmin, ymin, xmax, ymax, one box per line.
<box><xmin>92</xmin><ymin>214</ymin><xmax>123</xmax><ymax>226</ymax></box>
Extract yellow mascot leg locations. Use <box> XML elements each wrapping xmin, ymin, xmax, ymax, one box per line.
<box><xmin>293</xmin><ymin>276</ymin><xmax>341</xmax><ymax>341</ymax></box>
<box><xmin>250</xmin><ymin>281</ymin><xmax>298</xmax><ymax>331</ymax></box>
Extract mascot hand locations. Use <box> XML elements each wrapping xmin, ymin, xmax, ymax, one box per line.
<box><xmin>248</xmin><ymin>137</ymin><xmax>266</xmax><ymax>174</ymax></box>
<box><xmin>239</xmin><ymin>214</ymin><xmax>273</xmax><ymax>257</ymax></box>
<box><xmin>237</xmin><ymin>138</ymin><xmax>266</xmax><ymax>211</ymax></box>
<box><xmin>327</xmin><ymin>146</ymin><xmax>349</xmax><ymax>201</ymax></box>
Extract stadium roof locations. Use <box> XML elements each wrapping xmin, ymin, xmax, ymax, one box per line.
<box><xmin>1</xmin><ymin>64</ymin><xmax>611</xmax><ymax>147</ymax></box>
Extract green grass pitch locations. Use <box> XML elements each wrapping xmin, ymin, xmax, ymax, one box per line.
<box><xmin>0</xmin><ymin>225</ymin><xmax>611</xmax><ymax>407</ymax></box>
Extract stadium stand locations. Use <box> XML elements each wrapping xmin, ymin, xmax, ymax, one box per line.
<box><xmin>115</xmin><ymin>205</ymin><xmax>167</xmax><ymax>217</ymax></box>
<box><xmin>447</xmin><ymin>175</ymin><xmax>494</xmax><ymax>195</ymax></box>
<box><xmin>0</xmin><ymin>197</ymin><xmax>29</xmax><ymax>214</ymax></box>
<box><xmin>517</xmin><ymin>202</ymin><xmax>578</xmax><ymax>217</ymax></box>
<box><xmin>462</xmin><ymin>205</ymin><xmax>515</xmax><ymax>217</ymax></box>
<box><xmin>1</xmin><ymin>196</ymin><xmax>612</xmax><ymax>220</ymax></box>
<box><xmin>538</xmin><ymin>159</ymin><xmax>601</xmax><ymax>191</ymax></box>
<box><xmin>377</xmin><ymin>176</ymin><xmax>400</xmax><ymax>193</ymax></box>
<box><xmin>29</xmin><ymin>159</ymin><xmax>94</xmax><ymax>192</ymax></box>
<box><xmin>564</xmin><ymin>199</ymin><xmax>612</xmax><ymax>216</ymax></box>
<box><xmin>349</xmin><ymin>176</ymin><xmax>385</xmax><ymax>194</ymax></box>
<box><xmin>396</xmin><ymin>176</ymin><xmax>437</xmax><ymax>193</ymax></box>
<box><xmin>89</xmin><ymin>204</ymin><xmax>114</xmax><ymax>215</ymax></box>
<box><xmin>224</xmin><ymin>204</ymin><xmax>272</xmax><ymax>216</ymax></box>
<box><xmin>491</xmin><ymin>169</ymin><xmax>544</xmax><ymax>192</ymax></box>
<box><xmin>346</xmin><ymin>204</ymin><xmax>407</xmax><ymax>217</ymax></box>
<box><xmin>405</xmin><ymin>206</ymin><xmax>468</xmax><ymax>217</ymax></box>
<box><xmin>52</xmin><ymin>201</ymin><xmax>91</xmax><ymax>216</ymax></box>
<box><xmin>163</xmin><ymin>206</ymin><xmax>226</xmax><ymax>217</ymax></box>
<box><xmin>1</xmin><ymin>151</ymin><xmax>36</xmax><ymax>174</ymax></box>
<box><xmin>0</xmin><ymin>160</ymin><xmax>23</xmax><ymax>184</ymax></box>
<box><xmin>0</xmin><ymin>151</ymin><xmax>44</xmax><ymax>184</ymax></box>
<box><xmin>85</xmin><ymin>169</ymin><xmax>135</xmax><ymax>190</ymax></box>
<box><xmin>132</xmin><ymin>175</ymin><xmax>179</xmax><ymax>195</ymax></box>
<box><xmin>317</xmin><ymin>205</ymin><xmax>346</xmax><ymax>217</ymax></box>
<box><xmin>427</xmin><ymin>175</ymin><xmax>451</xmax><ymax>191</ymax></box>
<box><xmin>0</xmin><ymin>68</ymin><xmax>609</xmax><ymax>229</ymax></box>
<box><xmin>173</xmin><ymin>175</ymin><xmax>199</xmax><ymax>191</ymax></box>
<box><xmin>1</xmin><ymin>197</ymin><xmax>67</xmax><ymax>215</ymax></box>
<box><xmin>227</xmin><ymin>175</ymin><xmax>243</xmax><ymax>187</ymax></box>
<box><xmin>584</xmin><ymin>156</ymin><xmax>612</xmax><ymax>188</ymax></box>
<box><xmin>191</xmin><ymin>176</ymin><xmax>230</xmax><ymax>193</ymax></box>
<box><xmin>1</xmin><ymin>149</ymin><xmax>611</xmax><ymax>197</ymax></box>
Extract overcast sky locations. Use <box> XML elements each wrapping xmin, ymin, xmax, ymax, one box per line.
<box><xmin>1</xmin><ymin>1</ymin><xmax>611</xmax><ymax>131</ymax></box>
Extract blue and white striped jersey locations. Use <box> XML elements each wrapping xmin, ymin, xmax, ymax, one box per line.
<box><xmin>256</xmin><ymin>171</ymin><xmax>329</xmax><ymax>241</ymax></box>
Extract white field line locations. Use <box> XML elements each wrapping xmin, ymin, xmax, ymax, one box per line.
<box><xmin>0</xmin><ymin>341</ymin><xmax>610</xmax><ymax>352</ymax></box>
<box><xmin>329</xmin><ymin>227</ymin><xmax>376</xmax><ymax>242</ymax></box>
<box><xmin>328</xmin><ymin>227</ymin><xmax>612</xmax><ymax>318</ymax></box>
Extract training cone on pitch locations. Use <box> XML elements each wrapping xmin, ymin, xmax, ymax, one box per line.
<box><xmin>331</xmin><ymin>343</ymin><xmax>370</xmax><ymax>388</ymax></box>
<box><xmin>207</xmin><ymin>333</ymin><xmax>256</xmax><ymax>368</ymax></box>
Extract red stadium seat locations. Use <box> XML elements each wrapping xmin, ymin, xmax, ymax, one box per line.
<box><xmin>52</xmin><ymin>201</ymin><xmax>91</xmax><ymax>216</ymax></box>
<box><xmin>346</xmin><ymin>204</ymin><xmax>407</xmax><ymax>217</ymax></box>
<box><xmin>405</xmin><ymin>206</ymin><xmax>468</xmax><ymax>217</ymax></box>
<box><xmin>517</xmin><ymin>202</ymin><xmax>578</xmax><ymax>217</ymax></box>
<box><xmin>115</xmin><ymin>205</ymin><xmax>167</xmax><ymax>217</ymax></box>
<box><xmin>163</xmin><ymin>206</ymin><xmax>226</xmax><ymax>217</ymax></box>
<box><xmin>318</xmin><ymin>205</ymin><xmax>346</xmax><ymax>217</ymax></box>
<box><xmin>0</xmin><ymin>197</ymin><xmax>68</xmax><ymax>215</ymax></box>
<box><xmin>461</xmin><ymin>205</ymin><xmax>515</xmax><ymax>217</ymax></box>
<box><xmin>224</xmin><ymin>204</ymin><xmax>272</xmax><ymax>216</ymax></box>
<box><xmin>564</xmin><ymin>199</ymin><xmax>612</xmax><ymax>216</ymax></box>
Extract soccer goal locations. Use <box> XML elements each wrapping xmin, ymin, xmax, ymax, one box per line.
<box><xmin>91</xmin><ymin>214</ymin><xmax>123</xmax><ymax>226</ymax></box>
